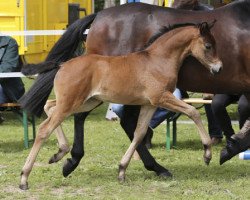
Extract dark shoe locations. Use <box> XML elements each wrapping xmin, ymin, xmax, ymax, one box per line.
<box><xmin>211</xmin><ymin>137</ymin><xmax>222</xmax><ymax>145</ymax></box>
<box><xmin>144</xmin><ymin>127</ymin><xmax>153</xmax><ymax>149</ymax></box>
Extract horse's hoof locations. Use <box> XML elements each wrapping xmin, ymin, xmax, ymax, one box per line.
<box><xmin>220</xmin><ymin>147</ymin><xmax>232</xmax><ymax>165</ymax></box>
<box><xmin>219</xmin><ymin>138</ymin><xmax>245</xmax><ymax>165</ymax></box>
<box><xmin>157</xmin><ymin>170</ymin><xmax>173</xmax><ymax>178</ymax></box>
<box><xmin>62</xmin><ymin>158</ymin><xmax>79</xmax><ymax>177</ymax></box>
<box><xmin>19</xmin><ymin>183</ymin><xmax>29</xmax><ymax>190</ymax></box>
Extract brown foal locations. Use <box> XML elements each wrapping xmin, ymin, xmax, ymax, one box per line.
<box><xmin>20</xmin><ymin>22</ymin><xmax>222</xmax><ymax>189</ymax></box>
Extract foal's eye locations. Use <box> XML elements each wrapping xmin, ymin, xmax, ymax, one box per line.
<box><xmin>205</xmin><ymin>43</ymin><xmax>212</xmax><ymax>50</ymax></box>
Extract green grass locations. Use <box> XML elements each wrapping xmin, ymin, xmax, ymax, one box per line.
<box><xmin>0</xmin><ymin>103</ymin><xmax>249</xmax><ymax>200</ymax></box>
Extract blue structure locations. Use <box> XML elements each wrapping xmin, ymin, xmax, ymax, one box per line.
<box><xmin>128</xmin><ymin>0</ymin><xmax>140</xmax><ymax>2</ymax></box>
<box><xmin>239</xmin><ymin>150</ymin><xmax>250</xmax><ymax>160</ymax></box>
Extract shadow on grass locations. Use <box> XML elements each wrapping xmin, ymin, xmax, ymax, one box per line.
<box><xmin>152</xmin><ymin>138</ymin><xmax>217</xmax><ymax>151</ymax></box>
<box><xmin>170</xmin><ymin>162</ymin><xmax>250</xmax><ymax>182</ymax></box>
<box><xmin>67</xmin><ymin>160</ymin><xmax>250</xmax><ymax>184</ymax></box>
<box><xmin>0</xmin><ymin>140</ymin><xmax>24</xmax><ymax>152</ymax></box>
<box><xmin>0</xmin><ymin>138</ymin><xmax>59</xmax><ymax>153</ymax></box>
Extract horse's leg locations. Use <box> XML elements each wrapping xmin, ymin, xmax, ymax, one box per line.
<box><xmin>118</xmin><ymin>105</ymin><xmax>156</xmax><ymax>182</ymax></box>
<box><xmin>20</xmin><ymin>106</ymin><xmax>66</xmax><ymax>190</ymax></box>
<box><xmin>220</xmin><ymin>118</ymin><xmax>250</xmax><ymax>165</ymax></box>
<box><xmin>120</xmin><ymin>105</ymin><xmax>172</xmax><ymax>177</ymax></box>
<box><xmin>220</xmin><ymin>94</ymin><xmax>250</xmax><ymax>164</ymax></box>
<box><xmin>44</xmin><ymin>100</ymin><xmax>70</xmax><ymax>164</ymax></box>
<box><xmin>62</xmin><ymin>111</ymin><xmax>89</xmax><ymax>177</ymax></box>
<box><xmin>152</xmin><ymin>92</ymin><xmax>212</xmax><ymax>165</ymax></box>
<box><xmin>62</xmin><ymin>99</ymin><xmax>102</xmax><ymax>177</ymax></box>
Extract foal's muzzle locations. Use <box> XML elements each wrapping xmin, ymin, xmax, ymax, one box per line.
<box><xmin>210</xmin><ymin>61</ymin><xmax>223</xmax><ymax>75</ymax></box>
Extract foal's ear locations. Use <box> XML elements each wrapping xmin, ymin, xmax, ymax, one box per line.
<box><xmin>198</xmin><ymin>22</ymin><xmax>210</xmax><ymax>36</ymax></box>
<box><xmin>208</xmin><ymin>19</ymin><xmax>217</xmax><ymax>30</ymax></box>
<box><xmin>198</xmin><ymin>19</ymin><xmax>216</xmax><ymax>35</ymax></box>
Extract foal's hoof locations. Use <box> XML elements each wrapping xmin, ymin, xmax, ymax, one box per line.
<box><xmin>62</xmin><ymin>158</ymin><xmax>80</xmax><ymax>177</ymax></box>
<box><xmin>204</xmin><ymin>156</ymin><xmax>211</xmax><ymax>165</ymax></box>
<box><xmin>220</xmin><ymin>138</ymin><xmax>246</xmax><ymax>165</ymax></box>
<box><xmin>49</xmin><ymin>147</ymin><xmax>70</xmax><ymax>164</ymax></box>
<box><xmin>19</xmin><ymin>183</ymin><xmax>29</xmax><ymax>190</ymax></box>
<box><xmin>203</xmin><ymin>144</ymin><xmax>212</xmax><ymax>166</ymax></box>
<box><xmin>118</xmin><ymin>175</ymin><xmax>125</xmax><ymax>183</ymax></box>
<box><xmin>49</xmin><ymin>154</ymin><xmax>59</xmax><ymax>164</ymax></box>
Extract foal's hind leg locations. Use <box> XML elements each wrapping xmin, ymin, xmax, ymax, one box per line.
<box><xmin>118</xmin><ymin>105</ymin><xmax>156</xmax><ymax>182</ymax></box>
<box><xmin>20</xmin><ymin>106</ymin><xmax>67</xmax><ymax>190</ymax></box>
<box><xmin>44</xmin><ymin>100</ymin><xmax>70</xmax><ymax>164</ymax></box>
<box><xmin>152</xmin><ymin>92</ymin><xmax>212</xmax><ymax>165</ymax></box>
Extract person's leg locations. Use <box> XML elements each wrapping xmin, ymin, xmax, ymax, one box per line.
<box><xmin>211</xmin><ymin>94</ymin><xmax>238</xmax><ymax>140</ymax></box>
<box><xmin>238</xmin><ymin>95</ymin><xmax>250</xmax><ymax>128</ymax></box>
<box><xmin>149</xmin><ymin>108</ymin><xmax>169</xmax><ymax>129</ymax></box>
<box><xmin>204</xmin><ymin>104</ymin><xmax>222</xmax><ymax>144</ymax></box>
<box><xmin>0</xmin><ymin>85</ymin><xmax>8</xmax><ymax>104</ymax></box>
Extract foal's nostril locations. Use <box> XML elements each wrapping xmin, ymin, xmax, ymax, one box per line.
<box><xmin>212</xmin><ymin>67</ymin><xmax>220</xmax><ymax>74</ymax></box>
<box><xmin>211</xmin><ymin>62</ymin><xmax>223</xmax><ymax>74</ymax></box>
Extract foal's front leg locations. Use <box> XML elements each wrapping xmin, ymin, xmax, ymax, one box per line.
<box><xmin>118</xmin><ymin>105</ymin><xmax>156</xmax><ymax>182</ymax></box>
<box><xmin>152</xmin><ymin>92</ymin><xmax>212</xmax><ymax>165</ymax></box>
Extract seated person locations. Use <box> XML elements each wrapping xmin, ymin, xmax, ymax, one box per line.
<box><xmin>0</xmin><ymin>36</ymin><xmax>25</xmax><ymax>123</ymax></box>
<box><xmin>211</xmin><ymin>94</ymin><xmax>250</xmax><ymax>145</ymax></box>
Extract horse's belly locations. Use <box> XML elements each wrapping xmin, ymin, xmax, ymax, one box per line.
<box><xmin>93</xmin><ymin>93</ymin><xmax>150</xmax><ymax>105</ymax></box>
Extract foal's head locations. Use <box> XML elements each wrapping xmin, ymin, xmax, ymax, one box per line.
<box><xmin>190</xmin><ymin>21</ymin><xmax>222</xmax><ymax>75</ymax></box>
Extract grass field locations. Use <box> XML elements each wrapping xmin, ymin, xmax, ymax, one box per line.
<box><xmin>0</xmin><ymin>103</ymin><xmax>249</xmax><ymax>200</ymax></box>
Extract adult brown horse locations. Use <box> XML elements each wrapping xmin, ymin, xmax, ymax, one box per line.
<box><xmin>19</xmin><ymin>0</ymin><xmax>250</xmax><ymax>180</ymax></box>
<box><xmin>20</xmin><ymin>22</ymin><xmax>222</xmax><ymax>189</ymax></box>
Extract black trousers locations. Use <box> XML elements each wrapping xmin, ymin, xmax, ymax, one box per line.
<box><xmin>204</xmin><ymin>104</ymin><xmax>222</xmax><ymax>138</ymax></box>
<box><xmin>211</xmin><ymin>94</ymin><xmax>250</xmax><ymax>139</ymax></box>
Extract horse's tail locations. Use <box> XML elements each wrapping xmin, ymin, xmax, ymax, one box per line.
<box><xmin>46</xmin><ymin>13</ymin><xmax>97</xmax><ymax>62</ymax></box>
<box><xmin>19</xmin><ymin>13</ymin><xmax>97</xmax><ymax>117</ymax></box>
<box><xmin>21</xmin><ymin>61</ymin><xmax>59</xmax><ymax>75</ymax></box>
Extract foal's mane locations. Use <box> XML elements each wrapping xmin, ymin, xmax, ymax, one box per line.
<box><xmin>144</xmin><ymin>23</ymin><xmax>197</xmax><ymax>50</ymax></box>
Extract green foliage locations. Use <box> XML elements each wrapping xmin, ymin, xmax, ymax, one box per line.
<box><xmin>0</xmin><ymin>103</ymin><xmax>249</xmax><ymax>199</ymax></box>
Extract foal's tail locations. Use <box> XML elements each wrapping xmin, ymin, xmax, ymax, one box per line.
<box><xmin>19</xmin><ymin>13</ymin><xmax>97</xmax><ymax>117</ymax></box>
